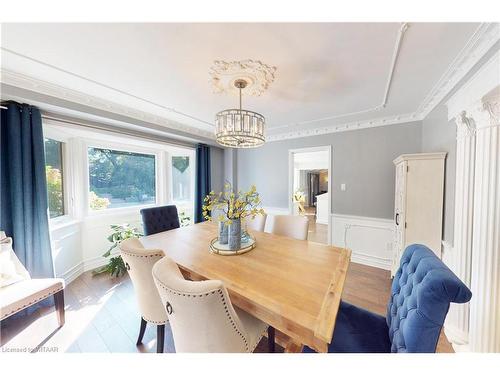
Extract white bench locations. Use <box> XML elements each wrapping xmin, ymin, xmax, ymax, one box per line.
<box><xmin>0</xmin><ymin>232</ymin><xmax>65</xmax><ymax>326</ymax></box>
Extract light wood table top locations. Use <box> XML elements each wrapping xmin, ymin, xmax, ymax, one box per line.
<box><xmin>141</xmin><ymin>221</ymin><xmax>351</xmax><ymax>352</ymax></box>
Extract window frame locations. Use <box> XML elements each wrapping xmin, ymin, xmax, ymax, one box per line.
<box><xmin>167</xmin><ymin>148</ymin><xmax>196</xmax><ymax>223</ymax></box>
<box><xmin>83</xmin><ymin>139</ymin><xmax>162</xmax><ymax>217</ymax></box>
<box><xmin>42</xmin><ymin>119</ymin><xmax>198</xmax><ymax>226</ymax></box>
<box><xmin>43</xmin><ymin>129</ymin><xmax>72</xmax><ymax>226</ymax></box>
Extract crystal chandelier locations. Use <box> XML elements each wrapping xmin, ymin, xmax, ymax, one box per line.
<box><xmin>215</xmin><ymin>79</ymin><xmax>265</xmax><ymax>148</ymax></box>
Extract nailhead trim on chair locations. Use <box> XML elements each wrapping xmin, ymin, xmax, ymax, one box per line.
<box><xmin>119</xmin><ymin>250</ymin><xmax>164</xmax><ymax>259</ymax></box>
<box><xmin>1</xmin><ymin>286</ymin><xmax>64</xmax><ymax>320</ymax></box>
<box><xmin>120</xmin><ymin>250</ymin><xmax>166</xmax><ymax>324</ymax></box>
<box><xmin>155</xmin><ymin>278</ymin><xmax>250</xmax><ymax>352</ymax></box>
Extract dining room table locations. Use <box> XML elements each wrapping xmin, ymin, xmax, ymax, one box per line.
<box><xmin>140</xmin><ymin>220</ymin><xmax>351</xmax><ymax>353</ymax></box>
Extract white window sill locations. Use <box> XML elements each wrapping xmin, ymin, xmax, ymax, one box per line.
<box><xmin>84</xmin><ymin>203</ymin><xmax>157</xmax><ymax>219</ymax></box>
<box><xmin>49</xmin><ymin>216</ymin><xmax>81</xmax><ymax>231</ymax></box>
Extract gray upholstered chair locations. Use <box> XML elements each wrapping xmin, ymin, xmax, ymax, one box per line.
<box><xmin>119</xmin><ymin>238</ymin><xmax>167</xmax><ymax>353</ymax></box>
<box><xmin>152</xmin><ymin>255</ymin><xmax>272</xmax><ymax>353</ymax></box>
<box><xmin>140</xmin><ymin>205</ymin><xmax>180</xmax><ymax>236</ymax></box>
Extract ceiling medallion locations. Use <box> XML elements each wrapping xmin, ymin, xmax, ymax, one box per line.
<box><xmin>211</xmin><ymin>60</ymin><xmax>276</xmax><ymax>148</ymax></box>
<box><xmin>210</xmin><ymin>59</ymin><xmax>277</xmax><ymax>97</ymax></box>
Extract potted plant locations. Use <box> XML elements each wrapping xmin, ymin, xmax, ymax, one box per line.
<box><xmin>93</xmin><ymin>224</ymin><xmax>142</xmax><ymax>277</ymax></box>
<box><xmin>202</xmin><ymin>183</ymin><xmax>265</xmax><ymax>250</ymax></box>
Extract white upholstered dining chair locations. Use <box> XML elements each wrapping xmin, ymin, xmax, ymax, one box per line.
<box><xmin>245</xmin><ymin>213</ymin><xmax>267</xmax><ymax>232</ymax></box>
<box><xmin>119</xmin><ymin>238</ymin><xmax>167</xmax><ymax>353</ymax></box>
<box><xmin>152</xmin><ymin>256</ymin><xmax>272</xmax><ymax>353</ymax></box>
<box><xmin>268</xmin><ymin>214</ymin><xmax>309</xmax><ymax>241</ymax></box>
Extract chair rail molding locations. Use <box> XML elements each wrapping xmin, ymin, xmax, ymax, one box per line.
<box><xmin>445</xmin><ymin>49</ymin><xmax>500</xmax><ymax>353</ymax></box>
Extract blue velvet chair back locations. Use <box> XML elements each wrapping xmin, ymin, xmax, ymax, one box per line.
<box><xmin>140</xmin><ymin>205</ymin><xmax>180</xmax><ymax>236</ymax></box>
<box><xmin>387</xmin><ymin>244</ymin><xmax>472</xmax><ymax>352</ymax></box>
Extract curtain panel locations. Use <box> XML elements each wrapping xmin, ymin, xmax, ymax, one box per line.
<box><xmin>0</xmin><ymin>102</ymin><xmax>54</xmax><ymax>278</ymax></box>
<box><xmin>194</xmin><ymin>144</ymin><xmax>211</xmax><ymax>223</ymax></box>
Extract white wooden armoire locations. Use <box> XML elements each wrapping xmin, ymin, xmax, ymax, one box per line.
<box><xmin>391</xmin><ymin>152</ymin><xmax>447</xmax><ymax>276</ymax></box>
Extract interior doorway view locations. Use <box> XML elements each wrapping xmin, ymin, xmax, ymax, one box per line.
<box><xmin>289</xmin><ymin>147</ymin><xmax>332</xmax><ymax>244</ymax></box>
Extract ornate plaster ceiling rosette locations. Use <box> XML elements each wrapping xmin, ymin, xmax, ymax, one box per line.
<box><xmin>209</xmin><ymin>59</ymin><xmax>277</xmax><ymax>96</ymax></box>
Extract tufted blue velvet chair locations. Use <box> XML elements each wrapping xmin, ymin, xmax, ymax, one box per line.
<box><xmin>304</xmin><ymin>244</ymin><xmax>472</xmax><ymax>353</ymax></box>
<box><xmin>140</xmin><ymin>205</ymin><xmax>180</xmax><ymax>236</ymax></box>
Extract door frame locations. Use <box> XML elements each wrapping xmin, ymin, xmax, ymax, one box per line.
<box><xmin>288</xmin><ymin>145</ymin><xmax>333</xmax><ymax>245</ymax></box>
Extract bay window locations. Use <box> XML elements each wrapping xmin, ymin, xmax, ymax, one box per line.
<box><xmin>87</xmin><ymin>147</ymin><xmax>157</xmax><ymax>210</ymax></box>
<box><xmin>44</xmin><ymin>138</ymin><xmax>65</xmax><ymax>218</ymax></box>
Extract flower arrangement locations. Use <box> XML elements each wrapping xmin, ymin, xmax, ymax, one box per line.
<box><xmin>202</xmin><ymin>183</ymin><xmax>265</xmax><ymax>225</ymax></box>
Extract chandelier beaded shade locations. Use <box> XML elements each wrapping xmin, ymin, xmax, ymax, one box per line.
<box><xmin>215</xmin><ymin>79</ymin><xmax>265</xmax><ymax>148</ymax></box>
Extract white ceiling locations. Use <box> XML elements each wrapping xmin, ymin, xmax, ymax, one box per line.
<box><xmin>1</xmin><ymin>22</ymin><xmax>496</xmax><ymax>142</ymax></box>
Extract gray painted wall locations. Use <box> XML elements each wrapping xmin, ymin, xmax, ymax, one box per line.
<box><xmin>237</xmin><ymin>121</ymin><xmax>422</xmax><ymax>219</ymax></box>
<box><xmin>210</xmin><ymin>146</ymin><xmax>224</xmax><ymax>193</ymax></box>
<box><xmin>421</xmin><ymin>105</ymin><xmax>456</xmax><ymax>244</ymax></box>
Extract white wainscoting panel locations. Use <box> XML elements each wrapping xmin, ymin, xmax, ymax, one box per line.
<box><xmin>331</xmin><ymin>213</ymin><xmax>394</xmax><ymax>270</ymax></box>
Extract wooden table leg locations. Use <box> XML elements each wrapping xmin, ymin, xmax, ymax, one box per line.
<box><xmin>267</xmin><ymin>326</ymin><xmax>275</xmax><ymax>353</ymax></box>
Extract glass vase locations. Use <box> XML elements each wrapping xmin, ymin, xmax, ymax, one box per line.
<box><xmin>218</xmin><ymin>221</ymin><xmax>228</xmax><ymax>244</ymax></box>
<box><xmin>228</xmin><ymin>218</ymin><xmax>241</xmax><ymax>250</ymax></box>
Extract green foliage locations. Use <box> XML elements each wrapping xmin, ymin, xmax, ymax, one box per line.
<box><xmin>172</xmin><ymin>156</ymin><xmax>189</xmax><ymax>173</ymax></box>
<box><xmin>179</xmin><ymin>211</ymin><xmax>192</xmax><ymax>227</ymax></box>
<box><xmin>89</xmin><ymin>191</ymin><xmax>110</xmax><ymax>210</ymax></box>
<box><xmin>93</xmin><ymin>224</ymin><xmax>143</xmax><ymax>277</ymax></box>
<box><xmin>46</xmin><ymin>165</ymin><xmax>64</xmax><ymax>218</ymax></box>
<box><xmin>88</xmin><ymin>148</ymin><xmax>156</xmax><ymax>205</ymax></box>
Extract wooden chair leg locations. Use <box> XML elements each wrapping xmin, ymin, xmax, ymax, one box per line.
<box><xmin>53</xmin><ymin>290</ymin><xmax>65</xmax><ymax>327</ymax></box>
<box><xmin>136</xmin><ymin>318</ymin><xmax>147</xmax><ymax>345</ymax></box>
<box><xmin>268</xmin><ymin>326</ymin><xmax>275</xmax><ymax>353</ymax></box>
<box><xmin>157</xmin><ymin>324</ymin><xmax>165</xmax><ymax>353</ymax></box>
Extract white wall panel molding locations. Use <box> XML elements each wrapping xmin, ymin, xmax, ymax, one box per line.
<box><xmin>331</xmin><ymin>213</ymin><xmax>393</xmax><ymax>271</ymax></box>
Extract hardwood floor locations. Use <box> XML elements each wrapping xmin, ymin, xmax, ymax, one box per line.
<box><xmin>304</xmin><ymin>206</ymin><xmax>329</xmax><ymax>244</ymax></box>
<box><xmin>0</xmin><ymin>262</ymin><xmax>453</xmax><ymax>353</ymax></box>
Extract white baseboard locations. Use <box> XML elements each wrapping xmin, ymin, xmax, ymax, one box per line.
<box><xmin>350</xmin><ymin>251</ymin><xmax>392</xmax><ymax>270</ymax></box>
<box><xmin>331</xmin><ymin>213</ymin><xmax>394</xmax><ymax>271</ymax></box>
<box><xmin>59</xmin><ymin>252</ymin><xmax>118</xmax><ymax>285</ymax></box>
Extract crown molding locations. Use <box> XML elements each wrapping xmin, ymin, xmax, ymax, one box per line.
<box><xmin>1</xmin><ymin>23</ymin><xmax>497</xmax><ymax>144</ymax></box>
<box><xmin>415</xmin><ymin>23</ymin><xmax>499</xmax><ymax>119</ymax></box>
<box><xmin>271</xmin><ymin>22</ymin><xmax>409</xmax><ymax>131</ymax></box>
<box><xmin>267</xmin><ymin>112</ymin><xmax>419</xmax><ymax>142</ymax></box>
<box><xmin>267</xmin><ymin>22</ymin><xmax>499</xmax><ymax>142</ymax></box>
<box><xmin>0</xmin><ymin>69</ymin><xmax>215</xmax><ymax>140</ymax></box>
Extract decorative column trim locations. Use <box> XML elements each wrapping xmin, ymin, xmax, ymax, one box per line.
<box><xmin>468</xmin><ymin>87</ymin><xmax>500</xmax><ymax>353</ymax></box>
<box><xmin>445</xmin><ymin>110</ymin><xmax>476</xmax><ymax>348</ymax></box>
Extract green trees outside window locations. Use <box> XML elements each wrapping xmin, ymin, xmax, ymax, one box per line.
<box><xmin>44</xmin><ymin>138</ymin><xmax>65</xmax><ymax>218</ymax></box>
<box><xmin>88</xmin><ymin>147</ymin><xmax>156</xmax><ymax>210</ymax></box>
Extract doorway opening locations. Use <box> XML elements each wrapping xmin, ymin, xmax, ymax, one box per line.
<box><xmin>289</xmin><ymin>146</ymin><xmax>332</xmax><ymax>244</ymax></box>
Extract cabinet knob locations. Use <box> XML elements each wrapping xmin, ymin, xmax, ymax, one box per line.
<box><xmin>395</xmin><ymin>213</ymin><xmax>400</xmax><ymax>226</ymax></box>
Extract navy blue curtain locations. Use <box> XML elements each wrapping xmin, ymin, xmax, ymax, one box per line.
<box><xmin>1</xmin><ymin>102</ymin><xmax>54</xmax><ymax>278</ymax></box>
<box><xmin>194</xmin><ymin>143</ymin><xmax>211</xmax><ymax>223</ymax></box>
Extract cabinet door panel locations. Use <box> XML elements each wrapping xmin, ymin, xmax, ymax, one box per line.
<box><xmin>392</xmin><ymin>161</ymin><xmax>406</xmax><ymax>276</ymax></box>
